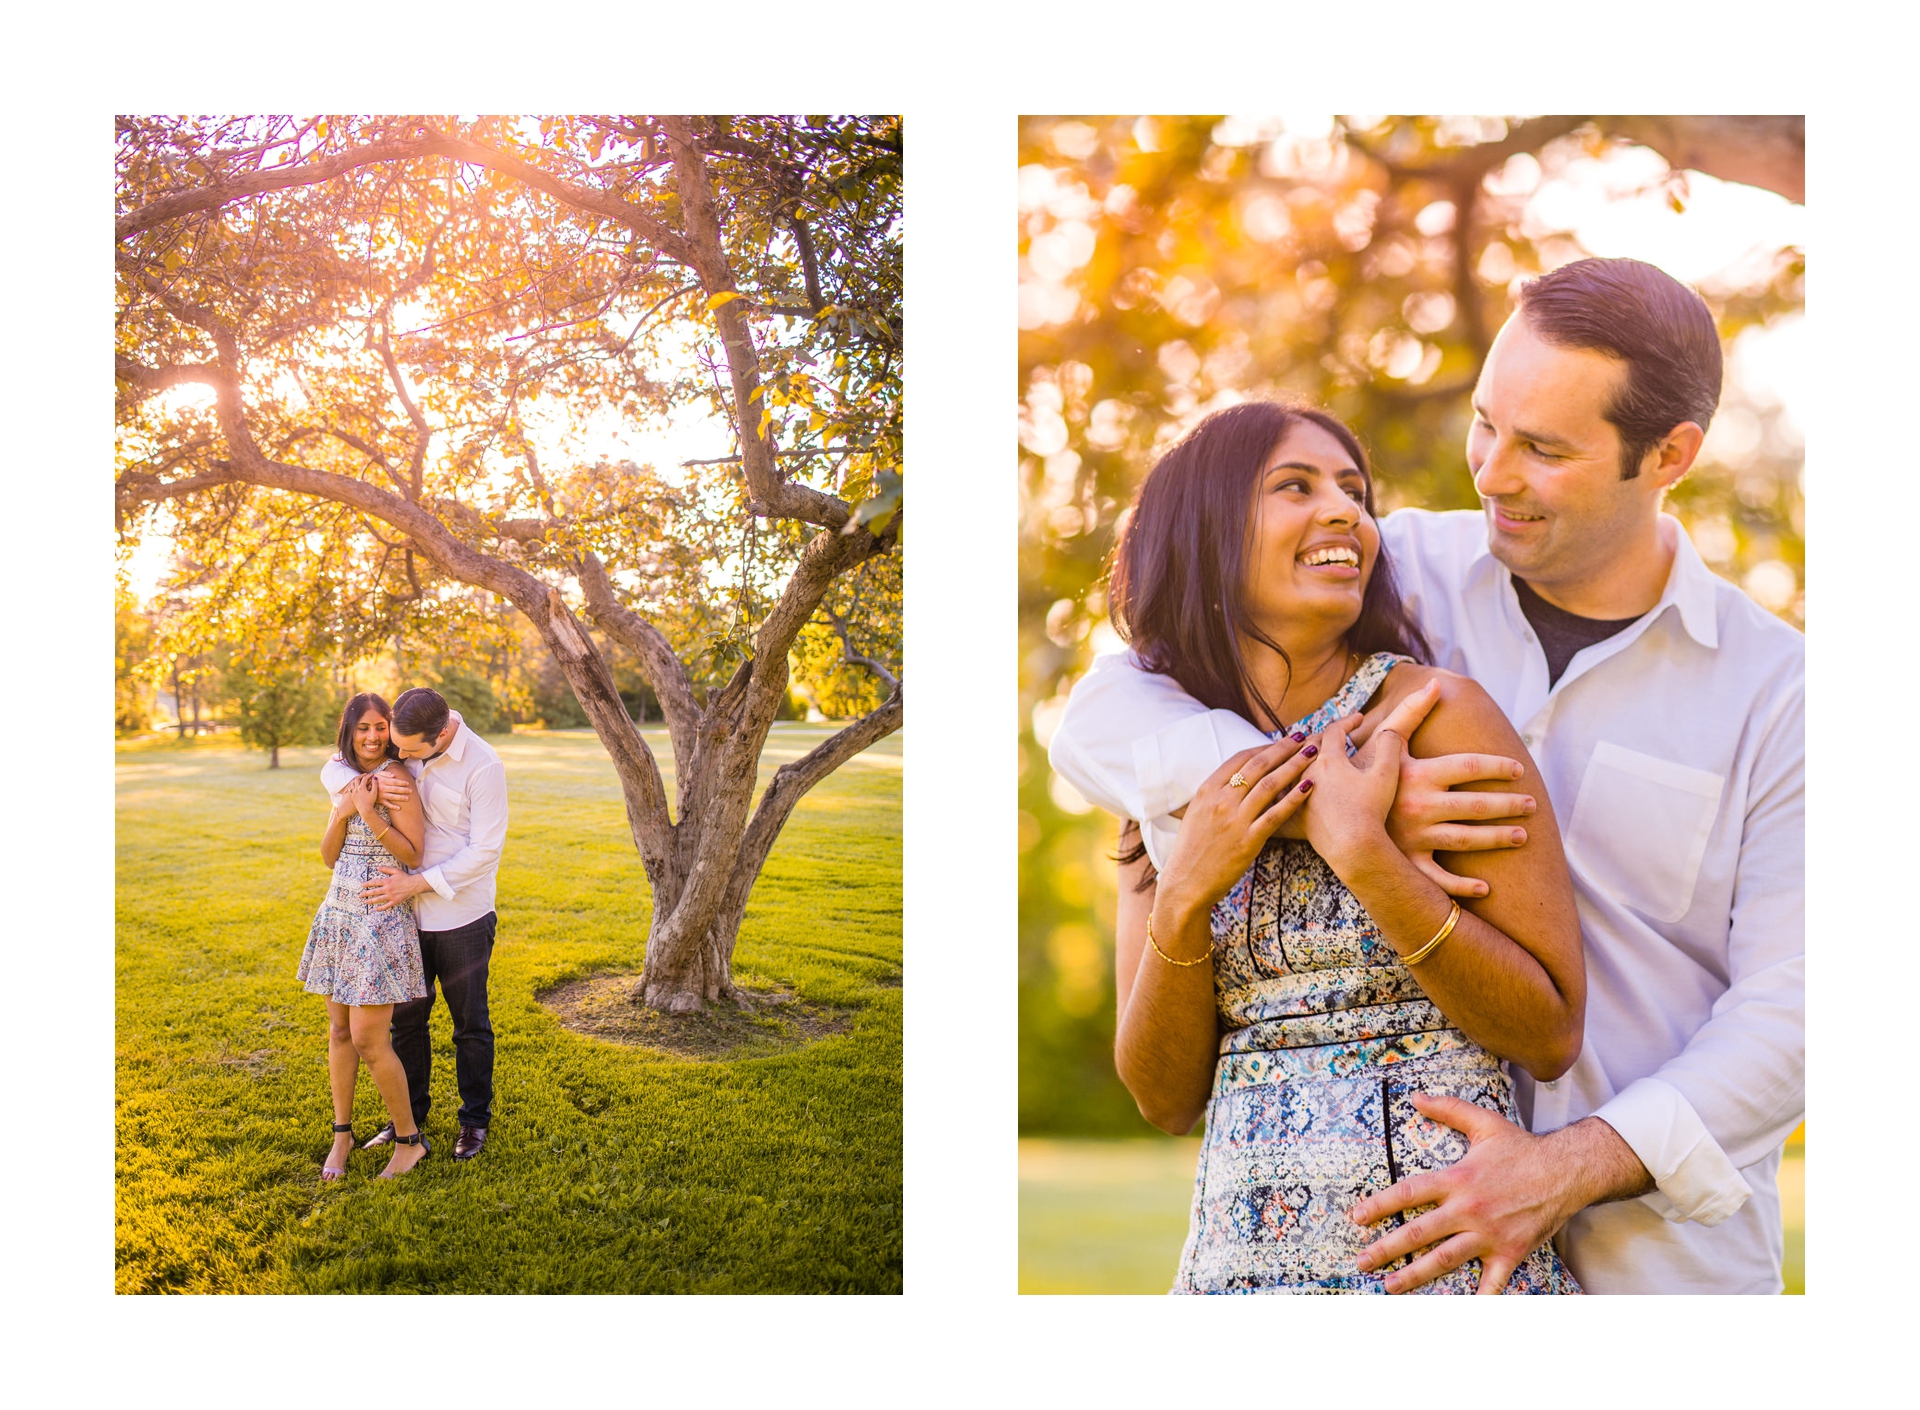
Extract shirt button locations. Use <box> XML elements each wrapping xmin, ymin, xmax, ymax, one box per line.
<box><xmin>1521</xmin><ymin>733</ymin><xmax>1534</xmax><ymax>747</ymax></box>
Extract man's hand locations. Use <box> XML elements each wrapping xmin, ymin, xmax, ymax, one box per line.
<box><xmin>1351</xmin><ymin>678</ymin><xmax>1534</xmax><ymax>899</ymax></box>
<box><xmin>364</xmin><ymin>866</ymin><xmax>430</xmax><ymax>911</ymax></box>
<box><xmin>372</xmin><ymin>770</ymin><xmax>414</xmax><ymax>807</ymax></box>
<box><xmin>1348</xmin><ymin>1096</ymin><xmax>1652</xmax><ymax>1294</ymax></box>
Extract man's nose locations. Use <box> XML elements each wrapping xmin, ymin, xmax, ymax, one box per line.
<box><xmin>1473</xmin><ymin>438</ymin><xmax>1524</xmax><ymax>499</ymax></box>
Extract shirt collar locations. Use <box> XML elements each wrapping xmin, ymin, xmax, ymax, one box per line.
<box><xmin>1650</xmin><ymin>515</ymin><xmax>1721</xmax><ymax>650</ymax></box>
<box><xmin>422</xmin><ymin>711</ymin><xmax>468</xmax><ymax>767</ymax></box>
<box><xmin>1465</xmin><ymin>510</ymin><xmax>1719</xmax><ymax>651</ymax></box>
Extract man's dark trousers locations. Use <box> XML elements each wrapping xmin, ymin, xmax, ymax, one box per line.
<box><xmin>392</xmin><ymin>911</ymin><xmax>496</xmax><ymax>1129</ymax></box>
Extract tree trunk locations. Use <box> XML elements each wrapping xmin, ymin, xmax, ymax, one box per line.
<box><xmin>269</xmin><ymin>744</ymin><xmax>280</xmax><ymax>769</ymax></box>
<box><xmin>172</xmin><ymin>658</ymin><xmax>185</xmax><ymax>740</ymax></box>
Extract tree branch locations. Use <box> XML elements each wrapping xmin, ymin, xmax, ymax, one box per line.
<box><xmin>823</xmin><ymin>606</ymin><xmax>899</xmax><ymax>690</ymax></box>
<box><xmin>661</xmin><ymin>116</ymin><xmax>853</xmax><ymax>533</ymax></box>
<box><xmin>577</xmin><ymin>550</ymin><xmax>701</xmax><ymax>770</ymax></box>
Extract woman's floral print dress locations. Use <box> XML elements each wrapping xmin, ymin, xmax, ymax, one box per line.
<box><xmin>296</xmin><ymin>767</ymin><xmax>428</xmax><ymax>1007</ymax></box>
<box><xmin>1171</xmin><ymin>653</ymin><xmax>1580</xmax><ymax>1295</ymax></box>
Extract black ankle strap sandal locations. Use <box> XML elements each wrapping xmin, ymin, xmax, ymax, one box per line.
<box><xmin>332</xmin><ymin>1122</ymin><xmax>356</xmax><ymax>1136</ymax></box>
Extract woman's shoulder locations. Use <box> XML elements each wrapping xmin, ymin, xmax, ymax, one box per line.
<box><xmin>1374</xmin><ymin>663</ymin><xmax>1514</xmax><ymax>751</ymax></box>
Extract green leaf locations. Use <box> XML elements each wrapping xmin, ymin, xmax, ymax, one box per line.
<box><xmin>842</xmin><ymin>470</ymin><xmax>902</xmax><ymax>536</ymax></box>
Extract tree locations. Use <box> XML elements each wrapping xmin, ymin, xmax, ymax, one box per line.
<box><xmin>226</xmin><ymin>657</ymin><xmax>334</xmax><ymax>768</ymax></box>
<box><xmin>1016</xmin><ymin>114</ymin><xmax>1804</xmax><ymax>1132</ymax></box>
<box><xmin>115</xmin><ymin>588</ymin><xmax>154</xmax><ymax>735</ymax></box>
<box><xmin>117</xmin><ymin>115</ymin><xmax>904</xmax><ymax>1012</ymax></box>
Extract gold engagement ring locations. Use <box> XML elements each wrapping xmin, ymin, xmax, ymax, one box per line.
<box><xmin>1227</xmin><ymin>771</ymin><xmax>1250</xmax><ymax>791</ymax></box>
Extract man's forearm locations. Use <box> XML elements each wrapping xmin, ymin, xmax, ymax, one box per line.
<box><xmin>1548</xmin><ymin>1116</ymin><xmax>1655</xmax><ymax>1216</ymax></box>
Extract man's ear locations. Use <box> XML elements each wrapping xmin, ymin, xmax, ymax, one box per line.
<box><xmin>1644</xmin><ymin>421</ymin><xmax>1706</xmax><ymax>490</ymax></box>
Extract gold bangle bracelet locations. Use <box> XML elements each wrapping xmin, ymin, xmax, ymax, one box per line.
<box><xmin>373</xmin><ymin>825</ymin><xmax>390</xmax><ymax>842</ymax></box>
<box><xmin>1146</xmin><ymin>911</ymin><xmax>1214</xmax><ymax>968</ymax></box>
<box><xmin>1403</xmin><ymin>900</ymin><xmax>1461</xmax><ymax>966</ymax></box>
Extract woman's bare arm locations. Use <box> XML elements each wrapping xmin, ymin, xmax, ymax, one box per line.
<box><xmin>1300</xmin><ymin>667</ymin><xmax>1585</xmax><ymax>1080</ymax></box>
<box><xmin>1115</xmin><ymin>737</ymin><xmax>1318</xmax><ymax>1133</ymax></box>
<box><xmin>320</xmin><ymin>785</ymin><xmax>356</xmax><ymax>866</ymax></box>
<box><xmin>1114</xmin><ymin>857</ymin><xmax>1219</xmax><ymax>1135</ymax></box>
<box><xmin>371</xmin><ymin>762</ymin><xmax>426</xmax><ymax>868</ymax></box>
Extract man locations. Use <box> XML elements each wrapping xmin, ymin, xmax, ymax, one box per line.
<box><xmin>1049</xmin><ymin>258</ymin><xmax>1804</xmax><ymax>1294</ymax></box>
<box><xmin>322</xmin><ymin>687</ymin><xmax>509</xmax><ymax>1161</ymax></box>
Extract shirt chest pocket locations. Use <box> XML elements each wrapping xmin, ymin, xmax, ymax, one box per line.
<box><xmin>1564</xmin><ymin>742</ymin><xmax>1725</xmax><ymax>924</ymax></box>
<box><xmin>423</xmin><ymin>781</ymin><xmax>468</xmax><ymax>837</ymax></box>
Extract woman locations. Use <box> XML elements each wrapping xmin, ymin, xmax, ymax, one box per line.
<box><xmin>298</xmin><ymin>693</ymin><xmax>432</xmax><ymax>1181</ymax></box>
<box><xmin>1109</xmin><ymin>402</ymin><xmax>1585</xmax><ymax>1294</ymax></box>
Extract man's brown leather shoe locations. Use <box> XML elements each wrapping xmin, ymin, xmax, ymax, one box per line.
<box><xmin>454</xmin><ymin>1126</ymin><xmax>488</xmax><ymax>1160</ymax></box>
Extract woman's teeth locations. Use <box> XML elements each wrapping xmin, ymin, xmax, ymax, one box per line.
<box><xmin>1301</xmin><ymin>547</ymin><xmax>1359</xmax><ymax>567</ymax></box>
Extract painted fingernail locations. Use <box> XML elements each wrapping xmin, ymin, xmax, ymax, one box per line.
<box><xmin>1290</xmin><ymin>731</ymin><xmax>1306</xmax><ymax>742</ymax></box>
<box><xmin>1302</xmin><ymin>744</ymin><xmax>1319</xmax><ymax>758</ymax></box>
<box><xmin>1298</xmin><ymin>779</ymin><xmax>1314</xmax><ymax>793</ymax></box>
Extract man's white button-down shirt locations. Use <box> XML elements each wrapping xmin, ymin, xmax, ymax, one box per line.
<box><xmin>321</xmin><ymin>712</ymin><xmax>509</xmax><ymax>932</ymax></box>
<box><xmin>1048</xmin><ymin>508</ymin><xmax>1805</xmax><ymax>1294</ymax></box>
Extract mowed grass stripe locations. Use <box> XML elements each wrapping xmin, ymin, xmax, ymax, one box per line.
<box><xmin>116</xmin><ymin>725</ymin><xmax>901</xmax><ymax>1294</ymax></box>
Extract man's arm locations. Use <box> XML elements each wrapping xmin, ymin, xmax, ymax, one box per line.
<box><xmin>415</xmin><ymin>757</ymin><xmax>509</xmax><ymax>903</ymax></box>
<box><xmin>1349</xmin><ymin>680</ymin><xmax>1805</xmax><ymax>1290</ymax></box>
<box><xmin>1050</xmin><ymin>656</ymin><xmax>1534</xmax><ymax>890</ymax></box>
<box><xmin>319</xmin><ymin>755</ymin><xmax>359</xmax><ymax>809</ymax></box>
<box><xmin>1587</xmin><ymin>682</ymin><xmax>1805</xmax><ymax>1223</ymax></box>
<box><xmin>1047</xmin><ymin>654</ymin><xmax>1266</xmax><ymax>869</ymax></box>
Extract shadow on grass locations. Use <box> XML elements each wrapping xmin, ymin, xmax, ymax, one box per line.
<box><xmin>536</xmin><ymin>971</ymin><xmax>855</xmax><ymax>1061</ymax></box>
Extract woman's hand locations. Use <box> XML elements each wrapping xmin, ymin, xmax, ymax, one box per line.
<box><xmin>349</xmin><ymin>772</ymin><xmax>381</xmax><ymax>820</ymax></box>
<box><xmin>1154</xmin><ymin>735</ymin><xmax>1317</xmax><ymax>921</ymax></box>
<box><xmin>1299</xmin><ymin>714</ymin><xmax>1403</xmax><ymax>875</ymax></box>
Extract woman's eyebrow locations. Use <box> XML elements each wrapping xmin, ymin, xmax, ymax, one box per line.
<box><xmin>1269</xmin><ymin>461</ymin><xmax>1362</xmax><ymax>476</ymax></box>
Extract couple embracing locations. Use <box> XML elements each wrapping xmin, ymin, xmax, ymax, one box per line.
<box><xmin>1050</xmin><ymin>257</ymin><xmax>1804</xmax><ymax>1294</ymax></box>
<box><xmin>297</xmin><ymin>686</ymin><xmax>508</xmax><ymax>1181</ymax></box>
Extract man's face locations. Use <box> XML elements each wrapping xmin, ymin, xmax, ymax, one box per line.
<box><xmin>391</xmin><ymin>721</ymin><xmax>452</xmax><ymax>761</ymax></box>
<box><xmin>1466</xmin><ymin>313</ymin><xmax>1666</xmax><ymax>592</ymax></box>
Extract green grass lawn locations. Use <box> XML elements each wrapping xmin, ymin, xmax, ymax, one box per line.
<box><xmin>116</xmin><ymin>723</ymin><xmax>901</xmax><ymax>1294</ymax></box>
<box><xmin>1019</xmin><ymin>1136</ymin><xmax>1805</xmax><ymax>1294</ymax></box>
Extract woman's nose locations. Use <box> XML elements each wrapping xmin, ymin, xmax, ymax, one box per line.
<box><xmin>1316</xmin><ymin>489</ymin><xmax>1358</xmax><ymax>523</ymax></box>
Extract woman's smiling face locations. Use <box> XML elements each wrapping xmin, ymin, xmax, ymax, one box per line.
<box><xmin>351</xmin><ymin>710</ymin><xmax>391</xmax><ymax>764</ymax></box>
<box><xmin>1239</xmin><ymin>421</ymin><xmax>1379</xmax><ymax>644</ymax></box>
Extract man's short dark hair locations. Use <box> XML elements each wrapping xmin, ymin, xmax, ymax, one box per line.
<box><xmin>392</xmin><ymin>686</ymin><xmax>450</xmax><ymax>741</ymax></box>
<box><xmin>1516</xmin><ymin>257</ymin><xmax>1723</xmax><ymax>479</ymax></box>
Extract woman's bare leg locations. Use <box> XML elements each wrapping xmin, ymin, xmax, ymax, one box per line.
<box><xmin>349</xmin><ymin>1005</ymin><xmax>425</xmax><ymax>1177</ymax></box>
<box><xmin>323</xmin><ymin>1001</ymin><xmax>358</xmax><ymax>1177</ymax></box>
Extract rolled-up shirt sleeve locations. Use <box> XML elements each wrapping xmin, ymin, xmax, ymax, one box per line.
<box><xmin>1594</xmin><ymin>681</ymin><xmax>1805</xmax><ymax>1225</ymax></box>
<box><xmin>1047</xmin><ymin>653</ymin><xmax>1268</xmax><ymax>870</ymax></box>
<box><xmin>420</xmin><ymin>757</ymin><xmax>509</xmax><ymax>902</ymax></box>
<box><xmin>320</xmin><ymin>756</ymin><xmax>359</xmax><ymax>809</ymax></box>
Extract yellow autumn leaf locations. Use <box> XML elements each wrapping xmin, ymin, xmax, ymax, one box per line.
<box><xmin>706</xmin><ymin>291</ymin><xmax>744</xmax><ymax>310</ymax></box>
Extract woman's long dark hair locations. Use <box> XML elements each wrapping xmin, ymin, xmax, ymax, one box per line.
<box><xmin>1108</xmin><ymin>402</ymin><xmax>1431</xmax><ymax>887</ymax></box>
<box><xmin>335</xmin><ymin>692</ymin><xmax>398</xmax><ymax>773</ymax></box>
<box><xmin>1109</xmin><ymin>401</ymin><xmax>1431</xmax><ymax>730</ymax></box>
